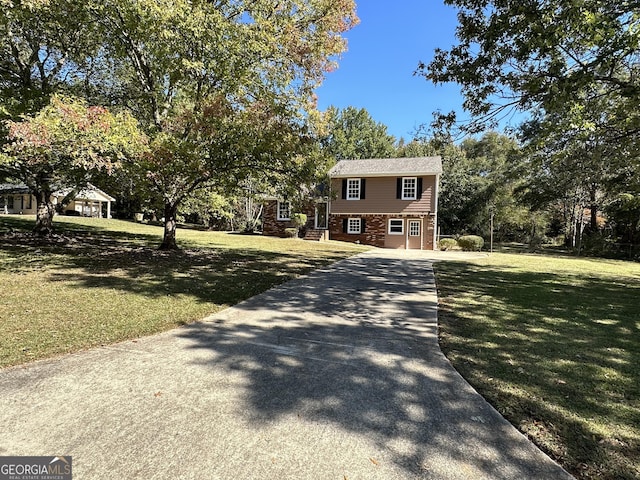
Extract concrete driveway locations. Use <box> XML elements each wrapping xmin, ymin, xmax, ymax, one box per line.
<box><xmin>0</xmin><ymin>249</ymin><xmax>573</xmax><ymax>479</ymax></box>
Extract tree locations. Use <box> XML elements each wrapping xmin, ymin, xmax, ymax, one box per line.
<box><xmin>419</xmin><ymin>0</ymin><xmax>640</xmax><ymax>252</ymax></box>
<box><xmin>85</xmin><ymin>0</ymin><xmax>357</xmax><ymax>249</ymax></box>
<box><xmin>396</xmin><ymin>139</ymin><xmax>438</xmax><ymax>158</ymax></box>
<box><xmin>0</xmin><ymin>0</ymin><xmax>97</xmax><ymax>120</ymax></box>
<box><xmin>418</xmin><ymin>0</ymin><xmax>640</xmax><ymax>137</ymax></box>
<box><xmin>403</xmin><ymin>132</ymin><xmax>526</xmax><ymax>239</ymax></box>
<box><xmin>1</xmin><ymin>95</ymin><xmax>146</xmax><ymax>235</ymax></box>
<box><xmin>515</xmin><ymin>82</ymin><xmax>640</xmax><ymax>248</ymax></box>
<box><xmin>320</xmin><ymin>106</ymin><xmax>396</xmax><ymax>160</ymax></box>
<box><xmin>178</xmin><ymin>188</ymin><xmax>234</xmax><ymax>230</ymax></box>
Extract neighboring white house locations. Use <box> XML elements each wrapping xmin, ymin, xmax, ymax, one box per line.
<box><xmin>0</xmin><ymin>183</ymin><xmax>115</xmax><ymax>218</ymax></box>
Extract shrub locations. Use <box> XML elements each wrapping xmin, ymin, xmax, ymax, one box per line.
<box><xmin>284</xmin><ymin>228</ymin><xmax>299</xmax><ymax>238</ymax></box>
<box><xmin>438</xmin><ymin>238</ymin><xmax>458</xmax><ymax>251</ymax></box>
<box><xmin>290</xmin><ymin>213</ymin><xmax>307</xmax><ymax>228</ymax></box>
<box><xmin>457</xmin><ymin>235</ymin><xmax>485</xmax><ymax>251</ymax></box>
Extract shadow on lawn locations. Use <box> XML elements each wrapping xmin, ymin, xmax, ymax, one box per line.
<box><xmin>0</xmin><ymin>216</ymin><xmax>350</xmax><ymax>307</ymax></box>
<box><xmin>435</xmin><ymin>261</ymin><xmax>640</xmax><ymax>479</ymax></box>
<box><xmin>175</xmin><ymin>255</ymin><xmax>571</xmax><ymax>479</ymax></box>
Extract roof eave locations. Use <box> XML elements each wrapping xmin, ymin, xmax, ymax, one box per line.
<box><xmin>330</xmin><ymin>171</ymin><xmax>442</xmax><ymax>178</ymax></box>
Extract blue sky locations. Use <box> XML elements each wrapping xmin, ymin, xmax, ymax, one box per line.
<box><xmin>315</xmin><ymin>2</ymin><xmax>466</xmax><ymax>141</ymax></box>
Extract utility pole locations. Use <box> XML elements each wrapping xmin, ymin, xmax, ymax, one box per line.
<box><xmin>490</xmin><ymin>208</ymin><xmax>494</xmax><ymax>254</ymax></box>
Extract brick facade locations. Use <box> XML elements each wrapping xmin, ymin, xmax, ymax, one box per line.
<box><xmin>262</xmin><ymin>200</ymin><xmax>315</xmax><ymax>238</ymax></box>
<box><xmin>264</xmin><ymin>201</ymin><xmax>438</xmax><ymax>249</ymax></box>
<box><xmin>329</xmin><ymin>214</ymin><xmax>387</xmax><ymax>247</ymax></box>
<box><xmin>330</xmin><ymin>214</ymin><xmax>436</xmax><ymax>250</ymax></box>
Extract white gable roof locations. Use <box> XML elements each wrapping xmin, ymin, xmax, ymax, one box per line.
<box><xmin>329</xmin><ymin>157</ymin><xmax>442</xmax><ymax>178</ymax></box>
<box><xmin>55</xmin><ymin>184</ymin><xmax>116</xmax><ymax>202</ymax></box>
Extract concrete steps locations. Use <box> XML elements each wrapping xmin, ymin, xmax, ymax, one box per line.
<box><xmin>303</xmin><ymin>229</ymin><xmax>326</xmax><ymax>241</ymax></box>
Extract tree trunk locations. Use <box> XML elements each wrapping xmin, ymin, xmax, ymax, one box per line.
<box><xmin>568</xmin><ymin>200</ymin><xmax>577</xmax><ymax>248</ymax></box>
<box><xmin>33</xmin><ymin>189</ymin><xmax>55</xmax><ymax>236</ymax></box>
<box><xmin>159</xmin><ymin>202</ymin><xmax>179</xmax><ymax>250</ymax></box>
<box><xmin>589</xmin><ymin>186</ymin><xmax>598</xmax><ymax>232</ymax></box>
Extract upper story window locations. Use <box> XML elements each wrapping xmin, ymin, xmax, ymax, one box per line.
<box><xmin>277</xmin><ymin>201</ymin><xmax>291</xmax><ymax>221</ymax></box>
<box><xmin>341</xmin><ymin>178</ymin><xmax>366</xmax><ymax>200</ymax></box>
<box><xmin>347</xmin><ymin>178</ymin><xmax>361</xmax><ymax>200</ymax></box>
<box><xmin>397</xmin><ymin>177</ymin><xmax>423</xmax><ymax>200</ymax></box>
<box><xmin>402</xmin><ymin>177</ymin><xmax>417</xmax><ymax>200</ymax></box>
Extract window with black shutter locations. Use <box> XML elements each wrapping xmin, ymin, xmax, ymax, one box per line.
<box><xmin>346</xmin><ymin>179</ymin><xmax>361</xmax><ymax>200</ymax></box>
<box><xmin>347</xmin><ymin>218</ymin><xmax>362</xmax><ymax>234</ymax></box>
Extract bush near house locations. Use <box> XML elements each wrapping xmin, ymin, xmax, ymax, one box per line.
<box><xmin>290</xmin><ymin>213</ymin><xmax>307</xmax><ymax>227</ymax></box>
<box><xmin>284</xmin><ymin>227</ymin><xmax>299</xmax><ymax>238</ymax></box>
<box><xmin>289</xmin><ymin>213</ymin><xmax>308</xmax><ymax>238</ymax></box>
<box><xmin>438</xmin><ymin>238</ymin><xmax>458</xmax><ymax>251</ymax></box>
<box><xmin>457</xmin><ymin>235</ymin><xmax>484</xmax><ymax>251</ymax></box>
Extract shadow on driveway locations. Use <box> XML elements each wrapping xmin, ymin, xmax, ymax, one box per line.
<box><xmin>178</xmin><ymin>250</ymin><xmax>573</xmax><ymax>479</ymax></box>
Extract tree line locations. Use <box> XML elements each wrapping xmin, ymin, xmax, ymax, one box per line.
<box><xmin>416</xmin><ymin>0</ymin><xmax>640</xmax><ymax>257</ymax></box>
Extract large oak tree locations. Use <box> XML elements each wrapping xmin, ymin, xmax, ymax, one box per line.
<box><xmin>88</xmin><ymin>0</ymin><xmax>358</xmax><ymax>249</ymax></box>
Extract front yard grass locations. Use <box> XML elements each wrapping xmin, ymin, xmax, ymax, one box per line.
<box><xmin>0</xmin><ymin>215</ymin><xmax>366</xmax><ymax>368</ymax></box>
<box><xmin>435</xmin><ymin>253</ymin><xmax>640</xmax><ymax>480</ymax></box>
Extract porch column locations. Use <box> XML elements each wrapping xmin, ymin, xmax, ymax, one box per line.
<box><xmin>98</xmin><ymin>200</ymin><xmax>103</xmax><ymax>218</ymax></box>
<box><xmin>106</xmin><ymin>201</ymin><xmax>111</xmax><ymax>219</ymax></box>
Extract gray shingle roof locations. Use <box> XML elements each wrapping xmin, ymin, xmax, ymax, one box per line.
<box><xmin>328</xmin><ymin>157</ymin><xmax>442</xmax><ymax>177</ymax></box>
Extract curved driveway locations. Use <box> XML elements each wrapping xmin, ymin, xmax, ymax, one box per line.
<box><xmin>0</xmin><ymin>249</ymin><xmax>573</xmax><ymax>479</ymax></box>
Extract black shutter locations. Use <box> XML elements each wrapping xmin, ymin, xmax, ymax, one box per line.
<box><xmin>417</xmin><ymin>177</ymin><xmax>423</xmax><ymax>199</ymax></box>
<box><xmin>342</xmin><ymin>179</ymin><xmax>347</xmax><ymax>199</ymax></box>
<box><xmin>360</xmin><ymin>179</ymin><xmax>366</xmax><ymax>199</ymax></box>
<box><xmin>396</xmin><ymin>178</ymin><xmax>402</xmax><ymax>199</ymax></box>
<box><xmin>343</xmin><ymin>218</ymin><xmax>348</xmax><ymax>233</ymax></box>
<box><xmin>361</xmin><ymin>218</ymin><xmax>366</xmax><ymax>233</ymax></box>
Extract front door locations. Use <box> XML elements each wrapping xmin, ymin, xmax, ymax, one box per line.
<box><xmin>315</xmin><ymin>202</ymin><xmax>328</xmax><ymax>229</ymax></box>
<box><xmin>407</xmin><ymin>219</ymin><xmax>422</xmax><ymax>249</ymax></box>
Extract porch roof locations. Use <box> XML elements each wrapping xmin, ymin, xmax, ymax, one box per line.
<box><xmin>54</xmin><ymin>184</ymin><xmax>115</xmax><ymax>202</ymax></box>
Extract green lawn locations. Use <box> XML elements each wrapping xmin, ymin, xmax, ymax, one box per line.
<box><xmin>0</xmin><ymin>215</ymin><xmax>366</xmax><ymax>368</ymax></box>
<box><xmin>435</xmin><ymin>253</ymin><xmax>640</xmax><ymax>480</ymax></box>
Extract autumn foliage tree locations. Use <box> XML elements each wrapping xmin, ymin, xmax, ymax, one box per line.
<box><xmin>1</xmin><ymin>0</ymin><xmax>358</xmax><ymax>248</ymax></box>
<box><xmin>1</xmin><ymin>95</ymin><xmax>146</xmax><ymax>235</ymax></box>
<box><xmin>86</xmin><ymin>0</ymin><xmax>358</xmax><ymax>249</ymax></box>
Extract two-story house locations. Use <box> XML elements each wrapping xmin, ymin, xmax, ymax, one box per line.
<box><xmin>263</xmin><ymin>156</ymin><xmax>442</xmax><ymax>250</ymax></box>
